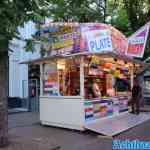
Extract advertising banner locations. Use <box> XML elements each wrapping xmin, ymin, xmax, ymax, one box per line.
<box><xmin>110</xmin><ymin>26</ymin><xmax>128</xmax><ymax>55</ymax></box>
<box><xmin>84</xmin><ymin>29</ymin><xmax>113</xmax><ymax>52</ymax></box>
<box><xmin>40</xmin><ymin>23</ymin><xmax>128</xmax><ymax>56</ymax></box>
<box><xmin>80</xmin><ymin>23</ymin><xmax>128</xmax><ymax>55</ymax></box>
<box><xmin>126</xmin><ymin>22</ymin><xmax>150</xmax><ymax>58</ymax></box>
<box><xmin>41</xmin><ymin>25</ymin><xmax>81</xmax><ymax>56</ymax></box>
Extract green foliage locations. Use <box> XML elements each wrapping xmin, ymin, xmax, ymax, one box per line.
<box><xmin>24</xmin><ymin>39</ymin><xmax>35</xmax><ymax>53</ymax></box>
<box><xmin>144</xmin><ymin>36</ymin><xmax>150</xmax><ymax>59</ymax></box>
<box><xmin>123</xmin><ymin>0</ymin><xmax>150</xmax><ymax>31</ymax></box>
<box><xmin>112</xmin><ymin>8</ymin><xmax>132</xmax><ymax>36</ymax></box>
<box><xmin>122</xmin><ymin>0</ymin><xmax>150</xmax><ymax>59</ymax></box>
<box><xmin>104</xmin><ymin>0</ymin><xmax>133</xmax><ymax>36</ymax></box>
<box><xmin>47</xmin><ymin>0</ymin><xmax>106</xmax><ymax>22</ymax></box>
<box><xmin>40</xmin><ymin>46</ymin><xmax>47</xmax><ymax>57</ymax></box>
<box><xmin>0</xmin><ymin>0</ymin><xmax>49</xmax><ymax>48</ymax></box>
<box><xmin>1</xmin><ymin>0</ymin><xmax>149</xmax><ymax>57</ymax></box>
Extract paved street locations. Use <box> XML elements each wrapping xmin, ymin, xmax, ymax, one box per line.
<box><xmin>7</xmin><ymin>112</ymin><xmax>112</xmax><ymax>150</ymax></box>
<box><xmin>8</xmin><ymin>112</ymin><xmax>39</xmax><ymax>129</ymax></box>
<box><xmin>1</xmin><ymin>109</ymin><xmax>150</xmax><ymax>150</ymax></box>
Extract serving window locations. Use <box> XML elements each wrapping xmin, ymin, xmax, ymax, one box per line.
<box><xmin>42</xmin><ymin>58</ymin><xmax>80</xmax><ymax>96</ymax></box>
<box><xmin>84</xmin><ymin>55</ymin><xmax>131</xmax><ymax>99</ymax></box>
<box><xmin>42</xmin><ymin>55</ymin><xmax>132</xmax><ymax>98</ymax></box>
<box><xmin>58</xmin><ymin>58</ymin><xmax>80</xmax><ymax>96</ymax></box>
<box><xmin>43</xmin><ymin>61</ymin><xmax>59</xmax><ymax>96</ymax></box>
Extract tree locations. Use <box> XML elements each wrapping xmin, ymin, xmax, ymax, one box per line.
<box><xmin>122</xmin><ymin>0</ymin><xmax>150</xmax><ymax>59</ymax></box>
<box><xmin>26</xmin><ymin>0</ymin><xmax>113</xmax><ymax>56</ymax></box>
<box><xmin>46</xmin><ymin>0</ymin><xmax>132</xmax><ymax>34</ymax></box>
<box><xmin>123</xmin><ymin>0</ymin><xmax>150</xmax><ymax>31</ymax></box>
<box><xmin>0</xmin><ymin>0</ymin><xmax>49</xmax><ymax>146</ymax></box>
<box><xmin>47</xmin><ymin>0</ymin><xmax>109</xmax><ymax>22</ymax></box>
<box><xmin>47</xmin><ymin>0</ymin><xmax>150</xmax><ymax>58</ymax></box>
<box><xmin>106</xmin><ymin>0</ymin><xmax>132</xmax><ymax>36</ymax></box>
<box><xmin>103</xmin><ymin>0</ymin><xmax>150</xmax><ymax>59</ymax></box>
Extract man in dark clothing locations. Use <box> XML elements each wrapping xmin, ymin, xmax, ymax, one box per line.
<box><xmin>130</xmin><ymin>78</ymin><xmax>142</xmax><ymax>115</ymax></box>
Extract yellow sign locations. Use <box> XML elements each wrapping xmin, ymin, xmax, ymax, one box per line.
<box><xmin>52</xmin><ymin>39</ymin><xmax>73</xmax><ymax>49</ymax></box>
<box><xmin>114</xmin><ymin>70</ymin><xmax>120</xmax><ymax>77</ymax></box>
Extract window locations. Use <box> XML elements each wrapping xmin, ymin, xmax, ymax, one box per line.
<box><xmin>58</xmin><ymin>58</ymin><xmax>80</xmax><ymax>96</ymax></box>
<box><xmin>42</xmin><ymin>58</ymin><xmax>80</xmax><ymax>96</ymax></box>
<box><xmin>43</xmin><ymin>61</ymin><xmax>59</xmax><ymax>96</ymax></box>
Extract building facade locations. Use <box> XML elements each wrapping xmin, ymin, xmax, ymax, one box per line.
<box><xmin>9</xmin><ymin>21</ymin><xmax>40</xmax><ymax>99</ymax></box>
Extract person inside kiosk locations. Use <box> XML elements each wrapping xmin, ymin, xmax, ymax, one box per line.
<box><xmin>92</xmin><ymin>78</ymin><xmax>102</xmax><ymax>98</ymax></box>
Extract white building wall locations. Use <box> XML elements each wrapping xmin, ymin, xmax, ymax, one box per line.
<box><xmin>9</xmin><ymin>40</ymin><xmax>21</xmax><ymax>97</ymax></box>
<box><xmin>9</xmin><ymin>21</ymin><xmax>41</xmax><ymax>98</ymax></box>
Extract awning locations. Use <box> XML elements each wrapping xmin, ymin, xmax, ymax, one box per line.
<box><xmin>20</xmin><ymin>51</ymin><xmax>147</xmax><ymax>67</ymax></box>
<box><xmin>20</xmin><ymin>55</ymin><xmax>64</xmax><ymax>64</ymax></box>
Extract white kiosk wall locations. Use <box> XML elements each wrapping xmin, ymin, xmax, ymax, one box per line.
<box><xmin>40</xmin><ymin>58</ymin><xmax>86</xmax><ymax>130</ymax></box>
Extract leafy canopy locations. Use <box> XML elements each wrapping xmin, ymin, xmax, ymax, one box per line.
<box><xmin>0</xmin><ymin>0</ymin><xmax>49</xmax><ymax>49</ymax></box>
<box><xmin>46</xmin><ymin>0</ymin><xmax>150</xmax><ymax>59</ymax></box>
<box><xmin>1</xmin><ymin>0</ymin><xmax>149</xmax><ymax>58</ymax></box>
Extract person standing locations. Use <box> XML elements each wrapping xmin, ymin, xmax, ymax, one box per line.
<box><xmin>130</xmin><ymin>78</ymin><xmax>142</xmax><ymax>115</ymax></box>
<box><xmin>92</xmin><ymin>79</ymin><xmax>102</xmax><ymax>98</ymax></box>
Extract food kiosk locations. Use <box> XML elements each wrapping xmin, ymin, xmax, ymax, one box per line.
<box><xmin>26</xmin><ymin>23</ymin><xmax>146</xmax><ymax>131</ymax></box>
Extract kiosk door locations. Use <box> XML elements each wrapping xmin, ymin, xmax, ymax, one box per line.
<box><xmin>29</xmin><ymin>79</ymin><xmax>40</xmax><ymax>112</ymax></box>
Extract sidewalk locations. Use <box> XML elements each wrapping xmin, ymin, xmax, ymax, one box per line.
<box><xmin>2</xmin><ymin>108</ymin><xmax>150</xmax><ymax>150</ymax></box>
<box><xmin>6</xmin><ymin>112</ymin><xmax>112</xmax><ymax>150</ymax></box>
<box><xmin>3</xmin><ymin>135</ymin><xmax>61</xmax><ymax>150</ymax></box>
<box><xmin>8</xmin><ymin>112</ymin><xmax>39</xmax><ymax>129</ymax></box>
<box><xmin>140</xmin><ymin>105</ymin><xmax>150</xmax><ymax>112</ymax></box>
<box><xmin>6</xmin><ymin>125</ymin><xmax>112</xmax><ymax>150</ymax></box>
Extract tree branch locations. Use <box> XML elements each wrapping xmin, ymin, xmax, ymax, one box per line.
<box><xmin>111</xmin><ymin>0</ymin><xmax>117</xmax><ymax>24</ymax></box>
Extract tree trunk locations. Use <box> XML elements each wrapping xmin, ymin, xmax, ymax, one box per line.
<box><xmin>0</xmin><ymin>48</ymin><xmax>8</xmax><ymax>147</ymax></box>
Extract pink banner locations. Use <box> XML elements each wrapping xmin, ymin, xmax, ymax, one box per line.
<box><xmin>126</xmin><ymin>22</ymin><xmax>150</xmax><ymax>58</ymax></box>
<box><xmin>80</xmin><ymin>23</ymin><xmax>128</xmax><ymax>55</ymax></box>
<box><xmin>41</xmin><ymin>23</ymin><xmax>128</xmax><ymax>56</ymax></box>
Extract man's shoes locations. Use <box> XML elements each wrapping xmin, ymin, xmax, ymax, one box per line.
<box><xmin>129</xmin><ymin>111</ymin><xmax>135</xmax><ymax>114</ymax></box>
<box><xmin>135</xmin><ymin>112</ymin><xmax>140</xmax><ymax>115</ymax></box>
